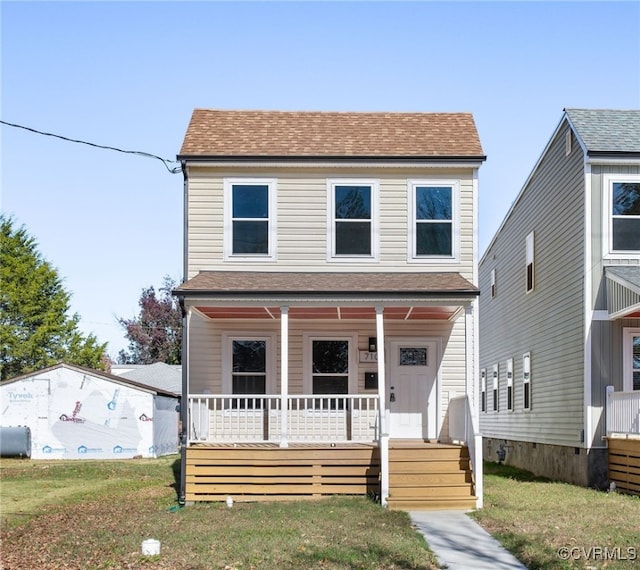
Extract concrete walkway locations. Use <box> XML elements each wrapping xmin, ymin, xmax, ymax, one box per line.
<box><xmin>410</xmin><ymin>510</ymin><xmax>528</xmax><ymax>569</ymax></box>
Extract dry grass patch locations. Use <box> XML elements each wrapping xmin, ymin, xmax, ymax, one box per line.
<box><xmin>0</xmin><ymin>457</ymin><xmax>438</xmax><ymax>570</ymax></box>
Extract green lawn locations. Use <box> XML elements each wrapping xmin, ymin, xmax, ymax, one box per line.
<box><xmin>471</xmin><ymin>462</ymin><xmax>640</xmax><ymax>570</ymax></box>
<box><xmin>2</xmin><ymin>457</ymin><xmax>639</xmax><ymax>569</ymax></box>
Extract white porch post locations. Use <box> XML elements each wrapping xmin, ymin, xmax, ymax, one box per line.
<box><xmin>280</xmin><ymin>306</ymin><xmax>289</xmax><ymax>448</ymax></box>
<box><xmin>376</xmin><ymin>305</ymin><xmax>389</xmax><ymax>507</ymax></box>
<box><xmin>465</xmin><ymin>300</ymin><xmax>483</xmax><ymax>508</ymax></box>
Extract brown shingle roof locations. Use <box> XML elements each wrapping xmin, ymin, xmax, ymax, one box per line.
<box><xmin>175</xmin><ymin>271</ymin><xmax>478</xmax><ymax>296</ymax></box>
<box><xmin>178</xmin><ymin>109</ymin><xmax>484</xmax><ymax>159</ymax></box>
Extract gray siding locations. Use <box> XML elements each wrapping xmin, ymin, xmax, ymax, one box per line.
<box><xmin>479</xmin><ymin>120</ymin><xmax>586</xmax><ymax>447</ymax></box>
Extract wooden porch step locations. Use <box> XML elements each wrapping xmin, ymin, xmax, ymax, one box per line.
<box><xmin>388</xmin><ymin>441</ymin><xmax>476</xmax><ymax>511</ymax></box>
<box><xmin>387</xmin><ymin>497</ymin><xmax>478</xmax><ymax>511</ymax></box>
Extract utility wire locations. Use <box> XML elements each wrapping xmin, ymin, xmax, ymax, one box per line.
<box><xmin>1</xmin><ymin>119</ymin><xmax>182</xmax><ymax>174</ymax></box>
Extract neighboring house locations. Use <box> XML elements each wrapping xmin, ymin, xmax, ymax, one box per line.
<box><xmin>111</xmin><ymin>362</ymin><xmax>182</xmax><ymax>397</ymax></box>
<box><xmin>0</xmin><ymin>363</ymin><xmax>179</xmax><ymax>459</ymax></box>
<box><xmin>173</xmin><ymin>109</ymin><xmax>486</xmax><ymax>509</ymax></box>
<box><xmin>479</xmin><ymin>108</ymin><xmax>640</xmax><ymax>491</ymax></box>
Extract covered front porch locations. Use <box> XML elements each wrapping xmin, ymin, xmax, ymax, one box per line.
<box><xmin>175</xmin><ymin>271</ymin><xmax>483</xmax><ymax>508</ymax></box>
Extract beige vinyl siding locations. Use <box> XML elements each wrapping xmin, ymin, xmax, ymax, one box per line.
<box><xmin>479</xmin><ymin>121</ymin><xmax>586</xmax><ymax>447</ymax></box>
<box><xmin>185</xmin><ymin>166</ymin><xmax>476</xmax><ymax>280</ymax></box>
<box><xmin>186</xmin><ymin>314</ymin><xmax>468</xmax><ymax>437</ymax></box>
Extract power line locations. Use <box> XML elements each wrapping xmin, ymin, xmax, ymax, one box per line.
<box><xmin>1</xmin><ymin>119</ymin><xmax>182</xmax><ymax>174</ymax></box>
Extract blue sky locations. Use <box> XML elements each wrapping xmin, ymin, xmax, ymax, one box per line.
<box><xmin>2</xmin><ymin>1</ymin><xmax>639</xmax><ymax>359</ymax></box>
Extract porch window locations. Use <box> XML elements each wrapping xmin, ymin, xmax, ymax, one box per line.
<box><xmin>506</xmin><ymin>358</ymin><xmax>514</xmax><ymax>411</ymax></box>
<box><xmin>328</xmin><ymin>180</ymin><xmax>378</xmax><ymax>259</ymax></box>
<box><xmin>231</xmin><ymin>340</ymin><xmax>266</xmax><ymax>408</ymax></box>
<box><xmin>523</xmin><ymin>352</ymin><xmax>531</xmax><ymax>410</ymax></box>
<box><xmin>623</xmin><ymin>329</ymin><xmax>640</xmax><ymax>391</ymax></box>
<box><xmin>609</xmin><ymin>178</ymin><xmax>640</xmax><ymax>254</ymax></box>
<box><xmin>409</xmin><ymin>181</ymin><xmax>458</xmax><ymax>260</ymax></box>
<box><xmin>312</xmin><ymin>339</ymin><xmax>349</xmax><ymax>409</ymax></box>
<box><xmin>481</xmin><ymin>368</ymin><xmax>487</xmax><ymax>413</ymax></box>
<box><xmin>224</xmin><ymin>178</ymin><xmax>276</xmax><ymax>260</ymax></box>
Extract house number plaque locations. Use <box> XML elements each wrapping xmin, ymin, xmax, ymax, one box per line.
<box><xmin>359</xmin><ymin>351</ymin><xmax>378</xmax><ymax>363</ymax></box>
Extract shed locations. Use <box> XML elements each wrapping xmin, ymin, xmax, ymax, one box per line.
<box><xmin>0</xmin><ymin>363</ymin><xmax>179</xmax><ymax>459</ymax></box>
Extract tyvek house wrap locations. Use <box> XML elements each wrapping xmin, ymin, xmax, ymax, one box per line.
<box><xmin>0</xmin><ymin>365</ymin><xmax>179</xmax><ymax>459</ymax></box>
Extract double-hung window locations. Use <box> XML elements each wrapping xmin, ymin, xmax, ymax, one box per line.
<box><xmin>481</xmin><ymin>368</ymin><xmax>487</xmax><ymax>413</ymax></box>
<box><xmin>328</xmin><ymin>180</ymin><xmax>378</xmax><ymax>260</ymax></box>
<box><xmin>305</xmin><ymin>334</ymin><xmax>355</xmax><ymax>409</ymax></box>
<box><xmin>492</xmin><ymin>364</ymin><xmax>499</xmax><ymax>412</ymax></box>
<box><xmin>506</xmin><ymin>358</ymin><xmax>514</xmax><ymax>411</ymax></box>
<box><xmin>523</xmin><ymin>352</ymin><xmax>531</xmax><ymax>410</ymax></box>
<box><xmin>224</xmin><ymin>179</ymin><xmax>276</xmax><ymax>260</ymax></box>
<box><xmin>409</xmin><ymin>180</ymin><xmax>458</xmax><ymax>260</ymax></box>
<box><xmin>223</xmin><ymin>334</ymin><xmax>274</xmax><ymax>409</ymax></box>
<box><xmin>623</xmin><ymin>328</ymin><xmax>640</xmax><ymax>391</ymax></box>
<box><xmin>605</xmin><ymin>175</ymin><xmax>640</xmax><ymax>256</ymax></box>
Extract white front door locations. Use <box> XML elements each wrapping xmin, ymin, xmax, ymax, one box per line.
<box><xmin>387</xmin><ymin>340</ymin><xmax>437</xmax><ymax>439</ymax></box>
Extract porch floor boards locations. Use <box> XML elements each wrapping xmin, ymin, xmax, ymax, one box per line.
<box><xmin>185</xmin><ymin>440</ymin><xmax>477</xmax><ymax>510</ymax></box>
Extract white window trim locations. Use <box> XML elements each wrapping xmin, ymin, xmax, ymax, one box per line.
<box><xmin>223</xmin><ymin>178</ymin><xmax>277</xmax><ymax>262</ymax></box>
<box><xmin>407</xmin><ymin>179</ymin><xmax>460</xmax><ymax>263</ymax></box>
<box><xmin>523</xmin><ymin>352</ymin><xmax>531</xmax><ymax>411</ymax></box>
<box><xmin>327</xmin><ymin>179</ymin><xmax>379</xmax><ymax>262</ymax></box>
<box><xmin>506</xmin><ymin>358</ymin><xmax>514</xmax><ymax>412</ymax></box>
<box><xmin>526</xmin><ymin>231</ymin><xmax>535</xmax><ymax>293</ymax></box>
<box><xmin>491</xmin><ymin>268</ymin><xmax>496</xmax><ymax>298</ymax></box>
<box><xmin>221</xmin><ymin>332</ymin><xmax>277</xmax><ymax>394</ymax></box>
<box><xmin>603</xmin><ymin>174</ymin><xmax>640</xmax><ymax>260</ymax></box>
<box><xmin>480</xmin><ymin>368</ymin><xmax>487</xmax><ymax>413</ymax></box>
<box><xmin>302</xmin><ymin>332</ymin><xmax>358</xmax><ymax>394</ymax></box>
<box><xmin>492</xmin><ymin>364</ymin><xmax>499</xmax><ymax>412</ymax></box>
<box><xmin>623</xmin><ymin>328</ymin><xmax>640</xmax><ymax>391</ymax></box>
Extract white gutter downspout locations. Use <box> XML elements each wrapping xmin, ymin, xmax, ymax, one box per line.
<box><xmin>280</xmin><ymin>306</ymin><xmax>289</xmax><ymax>448</ymax></box>
<box><xmin>583</xmin><ymin>163</ymin><xmax>594</xmax><ymax>452</ymax></box>
<box><xmin>376</xmin><ymin>306</ymin><xmax>389</xmax><ymax>507</ymax></box>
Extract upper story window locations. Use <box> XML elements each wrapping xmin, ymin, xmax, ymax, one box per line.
<box><xmin>606</xmin><ymin>175</ymin><xmax>640</xmax><ymax>256</ymax></box>
<box><xmin>526</xmin><ymin>231</ymin><xmax>535</xmax><ymax>293</ymax></box>
<box><xmin>409</xmin><ymin>180</ymin><xmax>459</xmax><ymax>262</ymax></box>
<box><xmin>491</xmin><ymin>268</ymin><xmax>497</xmax><ymax>298</ymax></box>
<box><xmin>328</xmin><ymin>180</ymin><xmax>378</xmax><ymax>260</ymax></box>
<box><xmin>224</xmin><ymin>179</ymin><xmax>276</xmax><ymax>261</ymax></box>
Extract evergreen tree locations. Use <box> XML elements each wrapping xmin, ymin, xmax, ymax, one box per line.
<box><xmin>117</xmin><ymin>276</ymin><xmax>182</xmax><ymax>365</ymax></box>
<box><xmin>0</xmin><ymin>216</ymin><xmax>107</xmax><ymax>380</ymax></box>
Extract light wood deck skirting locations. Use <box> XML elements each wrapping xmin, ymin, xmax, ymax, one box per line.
<box><xmin>185</xmin><ymin>443</ymin><xmax>381</xmax><ymax>502</ymax></box>
<box><xmin>608</xmin><ymin>437</ymin><xmax>640</xmax><ymax>496</ymax></box>
<box><xmin>185</xmin><ymin>440</ymin><xmax>477</xmax><ymax>509</ymax></box>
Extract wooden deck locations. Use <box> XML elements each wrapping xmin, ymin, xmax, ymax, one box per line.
<box><xmin>185</xmin><ymin>440</ymin><xmax>477</xmax><ymax>510</ymax></box>
<box><xmin>608</xmin><ymin>437</ymin><xmax>640</xmax><ymax>496</ymax></box>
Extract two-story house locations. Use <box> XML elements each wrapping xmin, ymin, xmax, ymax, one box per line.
<box><xmin>479</xmin><ymin>108</ymin><xmax>640</xmax><ymax>493</ymax></box>
<box><xmin>174</xmin><ymin>109</ymin><xmax>486</xmax><ymax>509</ymax></box>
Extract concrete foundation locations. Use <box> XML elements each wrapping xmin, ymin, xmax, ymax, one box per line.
<box><xmin>483</xmin><ymin>438</ymin><xmax>608</xmax><ymax>489</ymax></box>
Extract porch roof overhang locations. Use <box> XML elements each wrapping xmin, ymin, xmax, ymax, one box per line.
<box><xmin>605</xmin><ymin>266</ymin><xmax>640</xmax><ymax>319</ymax></box>
<box><xmin>174</xmin><ymin>271</ymin><xmax>479</xmax><ymax>320</ymax></box>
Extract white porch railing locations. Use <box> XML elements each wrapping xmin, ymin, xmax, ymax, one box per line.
<box><xmin>449</xmin><ymin>394</ymin><xmax>483</xmax><ymax>508</ymax></box>
<box><xmin>606</xmin><ymin>386</ymin><xmax>640</xmax><ymax>436</ymax></box>
<box><xmin>188</xmin><ymin>394</ymin><xmax>379</xmax><ymax>444</ymax></box>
